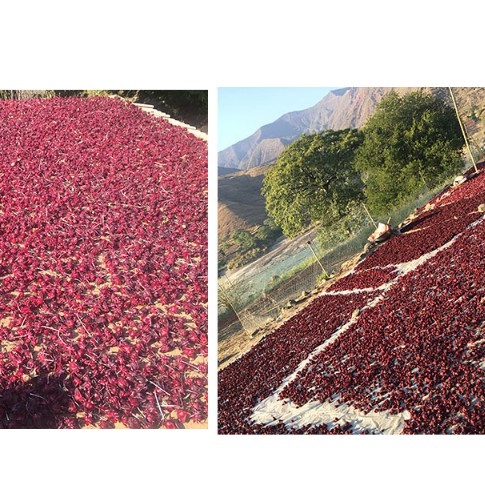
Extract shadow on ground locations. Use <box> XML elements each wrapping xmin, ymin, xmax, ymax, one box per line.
<box><xmin>0</xmin><ymin>372</ymin><xmax>75</xmax><ymax>428</ymax></box>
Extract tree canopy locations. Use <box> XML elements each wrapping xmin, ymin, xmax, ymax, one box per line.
<box><xmin>354</xmin><ymin>90</ymin><xmax>464</xmax><ymax>215</ymax></box>
<box><xmin>262</xmin><ymin>129</ymin><xmax>364</xmax><ymax>238</ymax></box>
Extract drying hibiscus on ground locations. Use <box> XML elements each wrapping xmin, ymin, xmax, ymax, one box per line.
<box><xmin>219</xmin><ymin>162</ymin><xmax>485</xmax><ymax>434</ymax></box>
<box><xmin>0</xmin><ymin>96</ymin><xmax>207</xmax><ymax>428</ymax></box>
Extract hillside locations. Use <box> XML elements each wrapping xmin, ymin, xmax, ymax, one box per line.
<box><xmin>218</xmin><ymin>164</ymin><xmax>271</xmax><ymax>240</ymax></box>
<box><xmin>219</xmin><ymin>161</ymin><xmax>485</xmax><ymax>434</ymax></box>
<box><xmin>218</xmin><ymin>166</ymin><xmax>241</xmax><ymax>177</ymax></box>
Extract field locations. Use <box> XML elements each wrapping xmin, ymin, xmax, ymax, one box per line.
<box><xmin>0</xmin><ymin>96</ymin><xmax>207</xmax><ymax>428</ymax></box>
<box><xmin>219</xmin><ymin>162</ymin><xmax>485</xmax><ymax>434</ymax></box>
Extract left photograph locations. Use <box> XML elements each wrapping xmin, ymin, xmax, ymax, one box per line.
<box><xmin>0</xmin><ymin>90</ymin><xmax>208</xmax><ymax>428</ymax></box>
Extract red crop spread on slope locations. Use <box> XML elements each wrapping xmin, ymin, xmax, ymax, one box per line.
<box><xmin>218</xmin><ymin>291</ymin><xmax>379</xmax><ymax>434</ymax></box>
<box><xmin>357</xmin><ymin>193</ymin><xmax>485</xmax><ymax>270</ymax></box>
<box><xmin>328</xmin><ymin>266</ymin><xmax>398</xmax><ymax>292</ymax></box>
<box><xmin>219</xmin><ymin>165</ymin><xmax>485</xmax><ymax>434</ymax></box>
<box><xmin>281</xmin><ymin>218</ymin><xmax>485</xmax><ymax>433</ymax></box>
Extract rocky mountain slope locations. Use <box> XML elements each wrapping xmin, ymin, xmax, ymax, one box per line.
<box><xmin>218</xmin><ymin>164</ymin><xmax>270</xmax><ymax>239</ymax></box>
<box><xmin>218</xmin><ymin>87</ymin><xmax>421</xmax><ymax>170</ymax></box>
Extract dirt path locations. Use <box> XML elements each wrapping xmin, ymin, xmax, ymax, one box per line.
<box><xmin>226</xmin><ymin>227</ymin><xmax>319</xmax><ymax>284</ymax></box>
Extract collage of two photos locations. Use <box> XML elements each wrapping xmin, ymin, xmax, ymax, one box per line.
<box><xmin>2</xmin><ymin>87</ymin><xmax>485</xmax><ymax>435</ymax></box>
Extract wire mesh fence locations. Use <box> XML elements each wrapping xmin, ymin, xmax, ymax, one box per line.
<box><xmin>218</xmin><ymin>177</ymin><xmax>467</xmax><ymax>340</ymax></box>
<box><xmin>219</xmin><ymin>221</ymin><xmax>376</xmax><ymax>339</ymax></box>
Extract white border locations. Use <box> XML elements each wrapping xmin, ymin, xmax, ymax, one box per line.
<box><xmin>2</xmin><ymin>2</ymin><xmax>485</xmax><ymax>483</ymax></box>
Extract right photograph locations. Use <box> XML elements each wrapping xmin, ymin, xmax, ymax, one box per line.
<box><xmin>217</xmin><ymin>87</ymin><xmax>485</xmax><ymax>434</ymax></box>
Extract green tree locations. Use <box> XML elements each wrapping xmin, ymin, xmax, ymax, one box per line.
<box><xmin>232</xmin><ymin>229</ymin><xmax>258</xmax><ymax>251</ymax></box>
<box><xmin>262</xmin><ymin>129</ymin><xmax>364</xmax><ymax>238</ymax></box>
<box><xmin>354</xmin><ymin>90</ymin><xmax>464</xmax><ymax>215</ymax></box>
<box><xmin>255</xmin><ymin>218</ymin><xmax>282</xmax><ymax>246</ymax></box>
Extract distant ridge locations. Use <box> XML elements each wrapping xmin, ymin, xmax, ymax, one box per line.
<box><xmin>218</xmin><ymin>87</ymin><xmax>421</xmax><ymax>170</ymax></box>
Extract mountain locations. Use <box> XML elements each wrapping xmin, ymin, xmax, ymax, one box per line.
<box><xmin>218</xmin><ymin>87</ymin><xmax>485</xmax><ymax>243</ymax></box>
<box><xmin>218</xmin><ymin>166</ymin><xmax>241</xmax><ymax>177</ymax></box>
<box><xmin>218</xmin><ymin>87</ymin><xmax>423</xmax><ymax>170</ymax></box>
<box><xmin>218</xmin><ymin>87</ymin><xmax>420</xmax><ymax>239</ymax></box>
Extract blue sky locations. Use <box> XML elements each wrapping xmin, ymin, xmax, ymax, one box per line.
<box><xmin>217</xmin><ymin>87</ymin><xmax>340</xmax><ymax>151</ymax></box>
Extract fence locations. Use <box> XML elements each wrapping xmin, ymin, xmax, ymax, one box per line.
<box><xmin>219</xmin><ymin>221</ymin><xmax>376</xmax><ymax>339</ymax></box>
<box><xmin>218</xmin><ymin>174</ymin><xmax>475</xmax><ymax>341</ymax></box>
